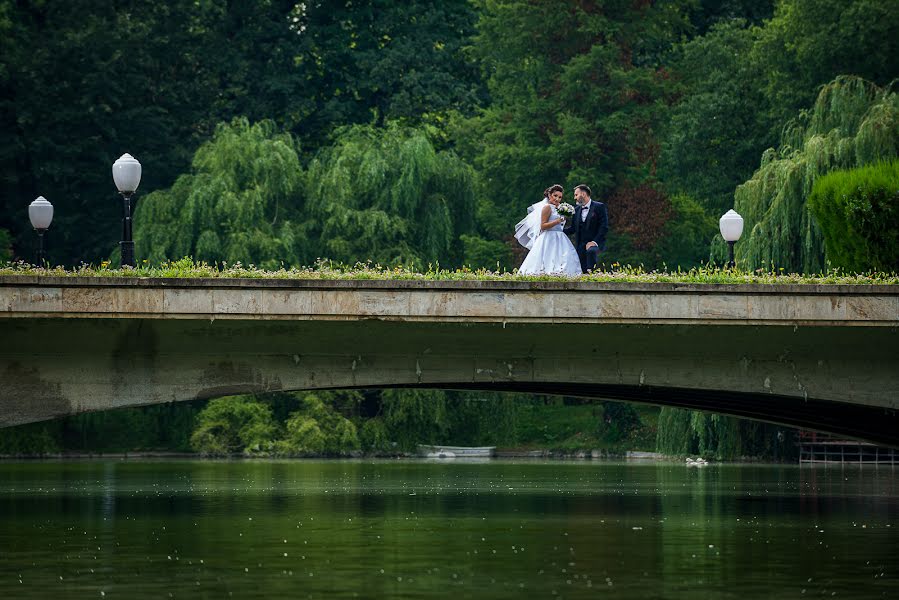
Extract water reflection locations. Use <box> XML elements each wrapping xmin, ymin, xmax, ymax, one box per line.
<box><xmin>0</xmin><ymin>460</ymin><xmax>896</xmax><ymax>598</ymax></box>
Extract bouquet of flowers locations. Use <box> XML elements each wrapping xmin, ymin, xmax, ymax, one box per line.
<box><xmin>557</xmin><ymin>202</ymin><xmax>576</xmax><ymax>220</ymax></box>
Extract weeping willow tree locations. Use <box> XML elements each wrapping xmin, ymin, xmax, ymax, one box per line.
<box><xmin>134</xmin><ymin>118</ymin><xmax>309</xmax><ymax>268</ymax></box>
<box><xmin>379</xmin><ymin>389</ymin><xmax>521</xmax><ymax>451</ymax></box>
<box><xmin>381</xmin><ymin>388</ymin><xmax>451</xmax><ymax>451</ymax></box>
<box><xmin>305</xmin><ymin>123</ymin><xmax>476</xmax><ymax>266</ymax></box>
<box><xmin>656</xmin><ymin>407</ymin><xmax>796</xmax><ymax>461</ymax></box>
<box><xmin>725</xmin><ymin>76</ymin><xmax>899</xmax><ymax>272</ymax></box>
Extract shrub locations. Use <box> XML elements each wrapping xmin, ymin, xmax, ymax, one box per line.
<box><xmin>808</xmin><ymin>160</ymin><xmax>899</xmax><ymax>272</ymax></box>
<box><xmin>460</xmin><ymin>234</ymin><xmax>513</xmax><ymax>270</ymax></box>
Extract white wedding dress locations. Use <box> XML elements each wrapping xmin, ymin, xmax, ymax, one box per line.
<box><xmin>515</xmin><ymin>200</ymin><xmax>582</xmax><ymax>276</ymax></box>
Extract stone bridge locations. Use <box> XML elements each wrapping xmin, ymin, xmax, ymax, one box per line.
<box><xmin>1</xmin><ymin>276</ymin><xmax>897</xmax><ymax>445</ymax></box>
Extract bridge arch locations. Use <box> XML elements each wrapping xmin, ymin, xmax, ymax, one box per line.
<box><xmin>1</xmin><ymin>277</ymin><xmax>897</xmax><ymax>445</ymax></box>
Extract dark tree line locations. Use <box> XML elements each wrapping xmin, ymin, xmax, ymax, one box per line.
<box><xmin>0</xmin><ymin>0</ymin><xmax>484</xmax><ymax>265</ymax></box>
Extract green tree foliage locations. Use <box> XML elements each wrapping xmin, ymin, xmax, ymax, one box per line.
<box><xmin>444</xmin><ymin>393</ymin><xmax>519</xmax><ymax>447</ymax></box>
<box><xmin>808</xmin><ymin>160</ymin><xmax>899</xmax><ymax>272</ymax></box>
<box><xmin>460</xmin><ymin>234</ymin><xmax>514</xmax><ymax>270</ymax></box>
<box><xmin>688</xmin><ymin>0</ymin><xmax>775</xmax><ymax>33</ymax></box>
<box><xmin>661</xmin><ymin>0</ymin><xmax>898</xmax><ymax>219</ymax></box>
<box><xmin>0</xmin><ymin>228</ymin><xmax>12</xmax><ymax>262</ymax></box>
<box><xmin>655</xmin><ymin>195</ymin><xmax>718</xmax><ymax>269</ymax></box>
<box><xmin>0</xmin><ymin>0</ymin><xmax>237</xmax><ymax>265</ymax></box>
<box><xmin>656</xmin><ymin>407</ymin><xmax>796</xmax><ymax>461</ymax></box>
<box><xmin>463</xmin><ymin>0</ymin><xmax>692</xmax><ymax>265</ymax></box>
<box><xmin>359</xmin><ymin>418</ymin><xmax>392</xmax><ymax>454</ymax></box>
<box><xmin>190</xmin><ymin>396</ymin><xmax>277</xmax><ymax>456</ymax></box>
<box><xmin>600</xmin><ymin>401</ymin><xmax>642</xmax><ymax>443</ymax></box>
<box><xmin>732</xmin><ymin>77</ymin><xmax>898</xmax><ymax>272</ymax></box>
<box><xmin>60</xmin><ymin>403</ymin><xmax>200</xmax><ymax>453</ymax></box>
<box><xmin>0</xmin><ymin>1</ymin><xmax>483</xmax><ymax>267</ymax></box>
<box><xmin>134</xmin><ymin>119</ymin><xmax>308</xmax><ymax>268</ymax></box>
<box><xmin>291</xmin><ymin>0</ymin><xmax>484</xmax><ymax>132</ymax></box>
<box><xmin>0</xmin><ymin>402</ymin><xmax>202</xmax><ymax>455</ymax></box>
<box><xmin>306</xmin><ymin>123</ymin><xmax>476</xmax><ymax>266</ymax></box>
<box><xmin>0</xmin><ymin>422</ymin><xmax>61</xmax><ymax>456</ymax></box>
<box><xmin>660</xmin><ymin>21</ymin><xmax>773</xmax><ymax>215</ymax></box>
<box><xmin>606</xmin><ymin>185</ymin><xmax>674</xmax><ymax>253</ymax></box>
<box><xmin>381</xmin><ymin>389</ymin><xmax>450</xmax><ymax>451</ymax></box>
<box><xmin>753</xmin><ymin>0</ymin><xmax>899</xmax><ymax>134</ymax></box>
<box><xmin>276</xmin><ymin>393</ymin><xmax>361</xmax><ymax>456</ymax></box>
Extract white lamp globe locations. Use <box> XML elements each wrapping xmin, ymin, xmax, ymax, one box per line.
<box><xmin>719</xmin><ymin>209</ymin><xmax>744</xmax><ymax>243</ymax></box>
<box><xmin>28</xmin><ymin>196</ymin><xmax>54</xmax><ymax>230</ymax></box>
<box><xmin>112</xmin><ymin>153</ymin><xmax>142</xmax><ymax>193</ymax></box>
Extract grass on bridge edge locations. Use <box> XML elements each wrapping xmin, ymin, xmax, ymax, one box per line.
<box><xmin>1</xmin><ymin>258</ymin><xmax>897</xmax><ymax>285</ymax></box>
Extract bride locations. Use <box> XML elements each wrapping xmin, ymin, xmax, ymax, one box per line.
<box><xmin>515</xmin><ymin>184</ymin><xmax>582</xmax><ymax>276</ymax></box>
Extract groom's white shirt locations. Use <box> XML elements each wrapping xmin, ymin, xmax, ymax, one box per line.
<box><xmin>580</xmin><ymin>200</ymin><xmax>590</xmax><ymax>222</ymax></box>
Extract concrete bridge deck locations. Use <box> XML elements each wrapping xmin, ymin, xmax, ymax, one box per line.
<box><xmin>1</xmin><ymin>276</ymin><xmax>897</xmax><ymax>444</ymax></box>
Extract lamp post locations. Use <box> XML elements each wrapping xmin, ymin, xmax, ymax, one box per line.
<box><xmin>112</xmin><ymin>153</ymin><xmax>142</xmax><ymax>267</ymax></box>
<box><xmin>28</xmin><ymin>196</ymin><xmax>54</xmax><ymax>266</ymax></box>
<box><xmin>719</xmin><ymin>209</ymin><xmax>744</xmax><ymax>269</ymax></box>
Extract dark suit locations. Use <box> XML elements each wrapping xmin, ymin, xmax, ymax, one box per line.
<box><xmin>563</xmin><ymin>199</ymin><xmax>609</xmax><ymax>273</ymax></box>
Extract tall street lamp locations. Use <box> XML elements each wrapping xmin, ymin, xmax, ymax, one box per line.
<box><xmin>719</xmin><ymin>209</ymin><xmax>744</xmax><ymax>269</ymax></box>
<box><xmin>28</xmin><ymin>196</ymin><xmax>54</xmax><ymax>266</ymax></box>
<box><xmin>112</xmin><ymin>153</ymin><xmax>142</xmax><ymax>267</ymax></box>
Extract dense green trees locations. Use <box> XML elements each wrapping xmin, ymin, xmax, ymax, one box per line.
<box><xmin>461</xmin><ymin>0</ymin><xmax>692</xmax><ymax>265</ymax></box>
<box><xmin>752</xmin><ymin>0</ymin><xmax>898</xmax><ymax>133</ymax></box>
<box><xmin>661</xmin><ymin>0</ymin><xmax>898</xmax><ymax>251</ymax></box>
<box><xmin>0</xmin><ymin>1</ymin><xmax>233</xmax><ymax>264</ymax></box>
<box><xmin>134</xmin><ymin>119</ymin><xmax>308</xmax><ymax>268</ymax></box>
<box><xmin>3</xmin><ymin>0</ymin><xmax>897</xmax><ymax>459</ymax></box>
<box><xmin>290</xmin><ymin>0</ymin><xmax>484</xmax><ymax>131</ymax></box>
<box><xmin>659</xmin><ymin>21</ymin><xmax>773</xmax><ymax>216</ymax></box>
<box><xmin>306</xmin><ymin>124</ymin><xmax>476</xmax><ymax>266</ymax></box>
<box><xmin>5</xmin><ymin>0</ymin><xmax>895</xmax><ymax>273</ymax></box>
<box><xmin>190</xmin><ymin>397</ymin><xmax>278</xmax><ymax>456</ymax></box>
<box><xmin>134</xmin><ymin>120</ymin><xmax>477</xmax><ymax>268</ymax></box>
<box><xmin>730</xmin><ymin>77</ymin><xmax>898</xmax><ymax>272</ymax></box>
<box><xmin>0</xmin><ymin>391</ymin><xmax>656</xmax><ymax>458</ymax></box>
<box><xmin>656</xmin><ymin>407</ymin><xmax>796</xmax><ymax>461</ymax></box>
<box><xmin>0</xmin><ymin>0</ymin><xmax>483</xmax><ymax>266</ymax></box>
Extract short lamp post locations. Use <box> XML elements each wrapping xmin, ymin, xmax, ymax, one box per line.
<box><xmin>28</xmin><ymin>196</ymin><xmax>54</xmax><ymax>266</ymax></box>
<box><xmin>112</xmin><ymin>153</ymin><xmax>142</xmax><ymax>267</ymax></box>
<box><xmin>719</xmin><ymin>209</ymin><xmax>744</xmax><ymax>269</ymax></box>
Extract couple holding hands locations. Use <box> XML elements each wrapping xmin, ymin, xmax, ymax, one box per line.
<box><xmin>515</xmin><ymin>184</ymin><xmax>609</xmax><ymax>276</ymax></box>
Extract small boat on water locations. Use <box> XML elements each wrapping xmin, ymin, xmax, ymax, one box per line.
<box><xmin>417</xmin><ymin>445</ymin><xmax>495</xmax><ymax>459</ymax></box>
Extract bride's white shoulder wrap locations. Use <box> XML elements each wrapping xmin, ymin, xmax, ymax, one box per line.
<box><xmin>514</xmin><ymin>199</ymin><xmax>549</xmax><ymax>249</ymax></box>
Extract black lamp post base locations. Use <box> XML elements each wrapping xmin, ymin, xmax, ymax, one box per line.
<box><xmin>120</xmin><ymin>192</ymin><xmax>135</xmax><ymax>268</ymax></box>
<box><xmin>120</xmin><ymin>241</ymin><xmax>135</xmax><ymax>268</ymax></box>
<box><xmin>35</xmin><ymin>230</ymin><xmax>46</xmax><ymax>267</ymax></box>
<box><xmin>727</xmin><ymin>240</ymin><xmax>736</xmax><ymax>269</ymax></box>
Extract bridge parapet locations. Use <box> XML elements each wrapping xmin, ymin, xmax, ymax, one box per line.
<box><xmin>2</xmin><ymin>277</ymin><xmax>897</xmax><ymax>325</ymax></box>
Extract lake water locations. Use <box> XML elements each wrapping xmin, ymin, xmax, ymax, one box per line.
<box><xmin>0</xmin><ymin>460</ymin><xmax>896</xmax><ymax>599</ymax></box>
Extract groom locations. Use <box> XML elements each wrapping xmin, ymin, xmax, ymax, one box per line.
<box><xmin>563</xmin><ymin>184</ymin><xmax>609</xmax><ymax>273</ymax></box>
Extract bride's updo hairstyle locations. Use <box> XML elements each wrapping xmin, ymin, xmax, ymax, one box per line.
<box><xmin>543</xmin><ymin>184</ymin><xmax>563</xmax><ymax>199</ymax></box>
